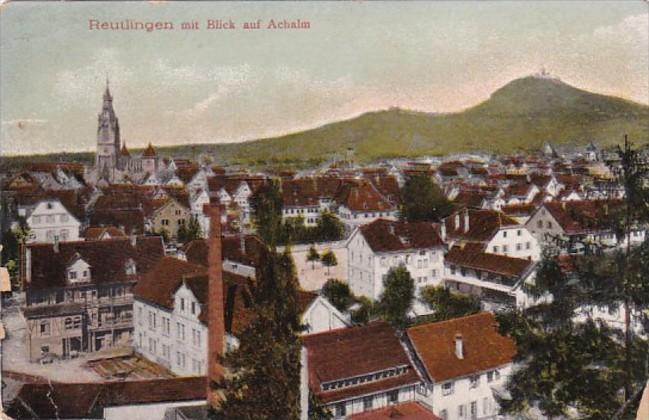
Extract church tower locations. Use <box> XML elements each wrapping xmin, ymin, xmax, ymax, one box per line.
<box><xmin>96</xmin><ymin>79</ymin><xmax>121</xmax><ymax>180</ymax></box>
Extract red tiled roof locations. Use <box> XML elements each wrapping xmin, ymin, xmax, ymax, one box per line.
<box><xmin>350</xmin><ymin>402</ymin><xmax>441</xmax><ymax>420</ymax></box>
<box><xmin>133</xmin><ymin>256</ymin><xmax>207</xmax><ymax>309</ymax></box>
<box><xmin>444</xmin><ymin>209</ymin><xmax>519</xmax><ymax>242</ymax></box>
<box><xmin>302</xmin><ymin>321</ymin><xmax>413</xmax><ymax>385</ymax></box>
<box><xmin>543</xmin><ymin>199</ymin><xmax>622</xmax><ymax>234</ymax></box>
<box><xmin>26</xmin><ymin>237</ymin><xmax>164</xmax><ymax>291</ymax></box>
<box><xmin>336</xmin><ymin>180</ymin><xmax>395</xmax><ymax>212</ymax></box>
<box><xmin>281</xmin><ymin>178</ymin><xmax>342</xmax><ymax>208</ymax></box>
<box><xmin>181</xmin><ymin>235</ymin><xmax>266</xmax><ymax>268</ymax></box>
<box><xmin>7</xmin><ymin>377</ymin><xmax>206</xmax><ymax>419</ymax></box>
<box><xmin>407</xmin><ymin>312</ymin><xmax>515</xmax><ymax>382</ymax></box>
<box><xmin>360</xmin><ymin>219</ymin><xmax>444</xmax><ymax>253</ymax></box>
<box><xmin>445</xmin><ymin>245</ymin><xmax>535</xmax><ymax>280</ymax></box>
<box><xmin>82</xmin><ymin>226</ymin><xmax>127</xmax><ymax>240</ymax></box>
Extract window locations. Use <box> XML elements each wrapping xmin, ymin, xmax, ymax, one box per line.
<box><xmin>493</xmin><ymin>246</ymin><xmax>499</xmax><ymax>253</ymax></box>
<box><xmin>387</xmin><ymin>390</ymin><xmax>398</xmax><ymax>404</ymax></box>
<box><xmin>33</xmin><ymin>216</ymin><xmax>41</xmax><ymax>224</ymax></box>
<box><xmin>442</xmin><ymin>381</ymin><xmax>454</xmax><ymax>395</ymax></box>
<box><xmin>439</xmin><ymin>409</ymin><xmax>448</xmax><ymax>420</ymax></box>
<box><xmin>431</xmin><ymin>269</ymin><xmax>438</xmax><ymax>278</ymax></box>
<box><xmin>40</xmin><ymin>321</ymin><xmax>50</xmax><ymax>336</ymax></box>
<box><xmin>483</xmin><ymin>397</ymin><xmax>490</xmax><ymax>415</ymax></box>
<box><xmin>191</xmin><ymin>302</ymin><xmax>196</xmax><ymax>315</ymax></box>
<box><xmin>335</xmin><ymin>403</ymin><xmax>346</xmax><ymax>418</ymax></box>
<box><xmin>516</xmin><ymin>243</ymin><xmax>522</xmax><ymax>251</ymax></box>
<box><xmin>470</xmin><ymin>374</ymin><xmax>480</xmax><ymax>388</ymax></box>
<box><xmin>458</xmin><ymin>404</ymin><xmax>466</xmax><ymax>419</ymax></box>
<box><xmin>537</xmin><ymin>220</ymin><xmax>543</xmax><ymax>228</ymax></box>
<box><xmin>547</xmin><ymin>221</ymin><xmax>553</xmax><ymax>228</ymax></box>
<box><xmin>502</xmin><ymin>245</ymin><xmax>508</xmax><ymax>253</ymax></box>
<box><xmin>470</xmin><ymin>401</ymin><xmax>477</xmax><ymax>420</ymax></box>
<box><xmin>60</xmin><ymin>214</ymin><xmax>69</xmax><ymax>222</ymax></box>
<box><xmin>46</xmin><ymin>215</ymin><xmax>55</xmax><ymax>223</ymax></box>
<box><xmin>65</xmin><ymin>317</ymin><xmax>73</xmax><ymax>330</ymax></box>
<box><xmin>450</xmin><ymin>265</ymin><xmax>456</xmax><ymax>275</ymax></box>
<box><xmin>68</xmin><ymin>271</ymin><xmax>77</xmax><ymax>280</ymax></box>
<box><xmin>363</xmin><ymin>396</ymin><xmax>373</xmax><ymax>411</ymax></box>
<box><xmin>487</xmin><ymin>370</ymin><xmax>494</xmax><ymax>382</ymax></box>
<box><xmin>162</xmin><ymin>219</ymin><xmax>170</xmax><ymax>226</ymax></box>
<box><xmin>494</xmin><ymin>369</ymin><xmax>501</xmax><ymax>380</ymax></box>
<box><xmin>517</xmin><ymin>229</ymin><xmax>522</xmax><ymax>236</ymax></box>
<box><xmin>60</xmin><ymin>230</ymin><xmax>69</xmax><ymax>241</ymax></box>
<box><xmin>503</xmin><ymin>231</ymin><xmax>507</xmax><ymax>238</ymax></box>
<box><xmin>180</xmin><ymin>298</ymin><xmax>185</xmax><ymax>311</ymax></box>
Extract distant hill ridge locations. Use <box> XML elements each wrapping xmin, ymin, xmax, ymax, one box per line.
<box><xmin>3</xmin><ymin>75</ymin><xmax>648</xmax><ymax>168</ymax></box>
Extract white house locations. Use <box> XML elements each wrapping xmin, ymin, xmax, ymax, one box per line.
<box><xmin>407</xmin><ymin>312</ymin><xmax>515</xmax><ymax>420</ymax></box>
<box><xmin>444</xmin><ymin>208</ymin><xmax>540</xmax><ymax>261</ymax></box>
<box><xmin>336</xmin><ymin>180</ymin><xmax>398</xmax><ymax>227</ymax></box>
<box><xmin>301</xmin><ymin>295</ymin><xmax>350</xmax><ymax>335</ymax></box>
<box><xmin>443</xmin><ymin>243</ymin><xmax>537</xmax><ymax>310</ymax></box>
<box><xmin>525</xmin><ymin>200</ymin><xmax>645</xmax><ymax>252</ymax></box>
<box><xmin>347</xmin><ymin>219</ymin><xmax>445</xmax><ymax>311</ymax></box>
<box><xmin>22</xmin><ymin>199</ymin><xmax>81</xmax><ymax>243</ymax></box>
<box><xmin>133</xmin><ymin>257</ymin><xmax>208</xmax><ymax>376</ymax></box>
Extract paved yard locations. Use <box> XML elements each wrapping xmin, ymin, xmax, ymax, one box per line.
<box><xmin>2</xmin><ymin>297</ymin><xmax>103</xmax><ymax>383</ymax></box>
<box><xmin>1</xmin><ymin>295</ymin><xmax>171</xmax><ymax>385</ymax></box>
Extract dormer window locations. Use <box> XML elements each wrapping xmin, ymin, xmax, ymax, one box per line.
<box><xmin>125</xmin><ymin>258</ymin><xmax>137</xmax><ymax>275</ymax></box>
<box><xmin>66</xmin><ymin>254</ymin><xmax>91</xmax><ymax>284</ymax></box>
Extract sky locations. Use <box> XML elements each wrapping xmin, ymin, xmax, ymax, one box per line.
<box><xmin>1</xmin><ymin>1</ymin><xmax>647</xmax><ymax>156</ymax></box>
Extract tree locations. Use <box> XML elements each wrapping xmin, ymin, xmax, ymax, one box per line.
<box><xmin>308</xmin><ymin>392</ymin><xmax>332</xmax><ymax>420</ymax></box>
<box><xmin>320</xmin><ymin>250</ymin><xmax>337</xmax><ymax>275</ymax></box>
<box><xmin>419</xmin><ymin>285</ymin><xmax>480</xmax><ymax>322</ymax></box>
<box><xmin>376</xmin><ymin>265</ymin><xmax>414</xmax><ymax>328</ymax></box>
<box><xmin>250</xmin><ymin>180</ymin><xmax>283</xmax><ymax>247</ymax></box>
<box><xmin>306</xmin><ymin>245</ymin><xmax>320</xmax><ymax>269</ymax></box>
<box><xmin>1</xmin><ymin>217</ymin><xmax>29</xmax><ymax>289</ymax></box>
<box><xmin>321</xmin><ymin>279</ymin><xmax>353</xmax><ymax>312</ymax></box>
<box><xmin>350</xmin><ymin>296</ymin><xmax>374</xmax><ymax>325</ymax></box>
<box><xmin>219</xmin><ymin>247</ymin><xmax>303</xmax><ymax>419</ymax></box>
<box><xmin>315</xmin><ymin>212</ymin><xmax>345</xmax><ymax>242</ymax></box>
<box><xmin>177</xmin><ymin>222</ymin><xmax>188</xmax><ymax>243</ymax></box>
<box><xmin>185</xmin><ymin>216</ymin><xmax>203</xmax><ymax>241</ymax></box>
<box><xmin>400</xmin><ymin>175</ymin><xmax>453</xmax><ymax>222</ymax></box>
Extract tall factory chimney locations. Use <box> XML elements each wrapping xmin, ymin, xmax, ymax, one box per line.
<box><xmin>207</xmin><ymin>204</ymin><xmax>224</xmax><ymax>409</ymax></box>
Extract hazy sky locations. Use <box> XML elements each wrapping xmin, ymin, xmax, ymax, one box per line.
<box><xmin>1</xmin><ymin>1</ymin><xmax>647</xmax><ymax>156</ymax></box>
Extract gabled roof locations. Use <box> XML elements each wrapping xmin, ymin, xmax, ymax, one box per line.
<box><xmin>407</xmin><ymin>312</ymin><xmax>515</xmax><ymax>382</ymax></box>
<box><xmin>26</xmin><ymin>237</ymin><xmax>164</xmax><ymax>291</ymax></box>
<box><xmin>134</xmin><ymin>256</ymin><xmax>207</xmax><ymax>309</ymax></box>
<box><xmin>181</xmin><ymin>235</ymin><xmax>266</xmax><ymax>268</ymax></box>
<box><xmin>281</xmin><ymin>178</ymin><xmax>343</xmax><ymax>207</ymax></box>
<box><xmin>359</xmin><ymin>219</ymin><xmax>444</xmax><ymax>253</ymax></box>
<box><xmin>302</xmin><ymin>321</ymin><xmax>421</xmax><ymax>403</ymax></box>
<box><xmin>444</xmin><ymin>209</ymin><xmax>519</xmax><ymax>242</ymax></box>
<box><xmin>336</xmin><ymin>180</ymin><xmax>395</xmax><ymax>212</ymax></box>
<box><xmin>302</xmin><ymin>321</ymin><xmax>412</xmax><ymax>384</ymax></box>
<box><xmin>82</xmin><ymin>226</ymin><xmax>127</xmax><ymax>240</ymax></box>
<box><xmin>542</xmin><ymin>199</ymin><xmax>623</xmax><ymax>234</ymax></box>
<box><xmin>445</xmin><ymin>245</ymin><xmax>535</xmax><ymax>281</ymax></box>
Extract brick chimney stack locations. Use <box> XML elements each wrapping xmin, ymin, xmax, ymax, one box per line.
<box><xmin>207</xmin><ymin>204</ymin><xmax>224</xmax><ymax>409</ymax></box>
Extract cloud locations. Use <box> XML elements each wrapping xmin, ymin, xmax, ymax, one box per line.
<box><xmin>593</xmin><ymin>13</ymin><xmax>648</xmax><ymax>45</ymax></box>
<box><xmin>53</xmin><ymin>48</ymin><xmax>134</xmax><ymax>108</ymax></box>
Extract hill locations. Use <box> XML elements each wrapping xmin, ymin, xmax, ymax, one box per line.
<box><xmin>175</xmin><ymin>75</ymin><xmax>649</xmax><ymax>165</ymax></box>
<box><xmin>2</xmin><ymin>76</ymin><xmax>648</xmax><ymax>169</ymax></box>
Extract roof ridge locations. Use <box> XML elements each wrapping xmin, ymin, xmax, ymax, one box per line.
<box><xmin>407</xmin><ymin>312</ymin><xmax>491</xmax><ymax>331</ymax></box>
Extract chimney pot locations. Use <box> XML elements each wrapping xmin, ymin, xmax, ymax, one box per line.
<box><xmin>53</xmin><ymin>237</ymin><xmax>60</xmax><ymax>253</ymax></box>
<box><xmin>455</xmin><ymin>333</ymin><xmax>464</xmax><ymax>359</ymax></box>
<box><xmin>464</xmin><ymin>210</ymin><xmax>470</xmax><ymax>233</ymax></box>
